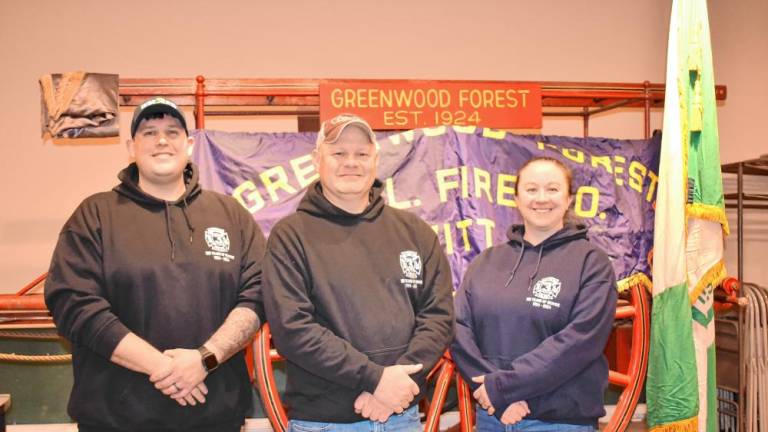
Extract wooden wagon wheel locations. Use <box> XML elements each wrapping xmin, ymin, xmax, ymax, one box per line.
<box><xmin>254</xmin><ymin>285</ymin><xmax>650</xmax><ymax>432</ymax></box>
<box><xmin>253</xmin><ymin>323</ymin><xmax>288</xmax><ymax>432</ymax></box>
<box><xmin>252</xmin><ymin>323</ymin><xmax>454</xmax><ymax>432</ymax></box>
<box><xmin>453</xmin><ymin>284</ymin><xmax>651</xmax><ymax>432</ymax></box>
<box><xmin>604</xmin><ymin>284</ymin><xmax>650</xmax><ymax>431</ymax></box>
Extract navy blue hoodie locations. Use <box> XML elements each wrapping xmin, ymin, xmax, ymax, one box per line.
<box><xmin>450</xmin><ymin>224</ymin><xmax>617</xmax><ymax>427</ymax></box>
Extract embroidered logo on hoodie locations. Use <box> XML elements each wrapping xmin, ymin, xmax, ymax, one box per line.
<box><xmin>526</xmin><ymin>276</ymin><xmax>562</xmax><ymax>310</ymax></box>
<box><xmin>399</xmin><ymin>250</ymin><xmax>423</xmax><ymax>289</ymax></box>
<box><xmin>204</xmin><ymin>227</ymin><xmax>235</xmax><ymax>262</ymax></box>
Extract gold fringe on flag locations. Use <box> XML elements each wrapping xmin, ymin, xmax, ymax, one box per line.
<box><xmin>687</xmin><ymin>203</ymin><xmax>730</xmax><ymax>235</ymax></box>
<box><xmin>688</xmin><ymin>259</ymin><xmax>727</xmax><ymax>303</ymax></box>
<box><xmin>617</xmin><ymin>273</ymin><xmax>652</xmax><ymax>294</ymax></box>
<box><xmin>650</xmin><ymin>416</ymin><xmax>698</xmax><ymax>432</ymax></box>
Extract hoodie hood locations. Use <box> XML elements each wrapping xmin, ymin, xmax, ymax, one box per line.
<box><xmin>505</xmin><ymin>223</ymin><xmax>588</xmax><ymax>249</ymax></box>
<box><xmin>114</xmin><ymin>162</ymin><xmax>201</xmax><ymax>205</ymax></box>
<box><xmin>503</xmin><ymin>223</ymin><xmax>588</xmax><ymax>289</ymax></box>
<box><xmin>298</xmin><ymin>179</ymin><xmax>385</xmax><ymax>221</ymax></box>
<box><xmin>113</xmin><ymin>162</ymin><xmax>201</xmax><ymax>260</ymax></box>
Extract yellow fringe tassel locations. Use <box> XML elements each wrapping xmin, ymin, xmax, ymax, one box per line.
<box><xmin>689</xmin><ymin>260</ymin><xmax>727</xmax><ymax>303</ymax></box>
<box><xmin>687</xmin><ymin>203</ymin><xmax>730</xmax><ymax>235</ymax></box>
<box><xmin>617</xmin><ymin>273</ymin><xmax>652</xmax><ymax>294</ymax></box>
<box><xmin>649</xmin><ymin>416</ymin><xmax>698</xmax><ymax>432</ymax></box>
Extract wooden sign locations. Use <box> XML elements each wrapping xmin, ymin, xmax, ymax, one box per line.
<box><xmin>320</xmin><ymin>79</ymin><xmax>542</xmax><ymax>130</ymax></box>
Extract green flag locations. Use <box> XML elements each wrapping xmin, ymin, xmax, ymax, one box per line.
<box><xmin>647</xmin><ymin>0</ymin><xmax>729</xmax><ymax>431</ymax></box>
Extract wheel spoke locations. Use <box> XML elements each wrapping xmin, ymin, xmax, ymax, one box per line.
<box><xmin>615</xmin><ymin>305</ymin><xmax>636</xmax><ymax>319</ymax></box>
<box><xmin>609</xmin><ymin>370</ymin><xmax>631</xmax><ymax>387</ymax></box>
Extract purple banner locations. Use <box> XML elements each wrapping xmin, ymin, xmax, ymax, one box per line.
<box><xmin>192</xmin><ymin>127</ymin><xmax>659</xmax><ymax>290</ymax></box>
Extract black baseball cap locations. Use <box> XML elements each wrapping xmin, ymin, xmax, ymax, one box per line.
<box><xmin>130</xmin><ymin>97</ymin><xmax>188</xmax><ymax>138</ymax></box>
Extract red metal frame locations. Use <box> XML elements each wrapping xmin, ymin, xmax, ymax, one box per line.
<box><xmin>0</xmin><ymin>273</ymin><xmax>50</xmax><ymax>326</ymax></box>
<box><xmin>117</xmin><ymin>76</ymin><xmax>726</xmax><ymax>137</ymax></box>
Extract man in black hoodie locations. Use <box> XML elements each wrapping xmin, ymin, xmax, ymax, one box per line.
<box><xmin>263</xmin><ymin>113</ymin><xmax>454</xmax><ymax>430</ymax></box>
<box><xmin>45</xmin><ymin>97</ymin><xmax>266</xmax><ymax>432</ymax></box>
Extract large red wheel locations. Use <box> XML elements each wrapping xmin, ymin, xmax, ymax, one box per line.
<box><xmin>252</xmin><ymin>324</ymin><xmax>454</xmax><ymax>432</ymax></box>
<box><xmin>253</xmin><ymin>285</ymin><xmax>650</xmax><ymax>432</ymax></box>
<box><xmin>453</xmin><ymin>284</ymin><xmax>650</xmax><ymax>432</ymax></box>
<box><xmin>604</xmin><ymin>284</ymin><xmax>650</xmax><ymax>431</ymax></box>
<box><xmin>253</xmin><ymin>324</ymin><xmax>288</xmax><ymax>432</ymax></box>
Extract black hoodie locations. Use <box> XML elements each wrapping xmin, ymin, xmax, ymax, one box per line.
<box><xmin>44</xmin><ymin>163</ymin><xmax>266</xmax><ymax>431</ymax></box>
<box><xmin>451</xmin><ymin>224</ymin><xmax>617</xmax><ymax>427</ymax></box>
<box><xmin>263</xmin><ymin>180</ymin><xmax>455</xmax><ymax>423</ymax></box>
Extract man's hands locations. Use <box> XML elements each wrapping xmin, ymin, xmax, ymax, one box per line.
<box><xmin>354</xmin><ymin>392</ymin><xmax>395</xmax><ymax>423</ymax></box>
<box><xmin>472</xmin><ymin>375</ymin><xmax>529</xmax><ymax>425</ymax></box>
<box><xmin>110</xmin><ymin>334</ymin><xmax>218</xmax><ymax>407</ymax></box>
<box><xmin>372</xmin><ymin>364</ymin><xmax>423</xmax><ymax>413</ymax></box>
<box><xmin>354</xmin><ymin>363</ymin><xmax>422</xmax><ymax>422</ymax></box>
<box><xmin>149</xmin><ymin>348</ymin><xmax>210</xmax><ymax>406</ymax></box>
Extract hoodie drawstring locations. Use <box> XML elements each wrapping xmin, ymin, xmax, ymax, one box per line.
<box><xmin>504</xmin><ymin>242</ymin><xmax>526</xmax><ymax>287</ymax></box>
<box><xmin>528</xmin><ymin>245</ymin><xmax>545</xmax><ymax>290</ymax></box>
<box><xmin>164</xmin><ymin>199</ymin><xmax>195</xmax><ymax>261</ymax></box>
<box><xmin>164</xmin><ymin>202</ymin><xmax>176</xmax><ymax>261</ymax></box>
<box><xmin>504</xmin><ymin>243</ymin><xmax>545</xmax><ymax>289</ymax></box>
<box><xmin>181</xmin><ymin>197</ymin><xmax>195</xmax><ymax>243</ymax></box>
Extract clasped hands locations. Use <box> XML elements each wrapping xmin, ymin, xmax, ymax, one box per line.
<box><xmin>354</xmin><ymin>363</ymin><xmax>423</xmax><ymax>423</ymax></box>
<box><xmin>472</xmin><ymin>375</ymin><xmax>530</xmax><ymax>425</ymax></box>
<box><xmin>149</xmin><ymin>348</ymin><xmax>209</xmax><ymax>407</ymax></box>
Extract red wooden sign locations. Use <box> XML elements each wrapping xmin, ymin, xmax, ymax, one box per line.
<box><xmin>320</xmin><ymin>80</ymin><xmax>542</xmax><ymax>130</ymax></box>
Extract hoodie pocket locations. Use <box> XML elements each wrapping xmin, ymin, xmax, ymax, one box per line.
<box><xmin>529</xmin><ymin>385</ymin><xmax>603</xmax><ymax>422</ymax></box>
<box><xmin>115</xmin><ymin>374</ymin><xmax>183</xmax><ymax>428</ymax></box>
<box><xmin>482</xmin><ymin>355</ymin><xmax>513</xmax><ymax>370</ymax></box>
<box><xmin>364</xmin><ymin>343</ymin><xmax>410</xmax><ymax>365</ymax></box>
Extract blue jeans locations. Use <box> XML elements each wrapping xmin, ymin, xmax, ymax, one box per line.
<box><xmin>289</xmin><ymin>406</ymin><xmax>421</xmax><ymax>432</ymax></box>
<box><xmin>476</xmin><ymin>407</ymin><xmax>595</xmax><ymax>432</ymax></box>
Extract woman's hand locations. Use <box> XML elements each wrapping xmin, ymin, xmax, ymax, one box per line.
<box><xmin>500</xmin><ymin>400</ymin><xmax>530</xmax><ymax>425</ymax></box>
<box><xmin>471</xmin><ymin>375</ymin><xmax>495</xmax><ymax>415</ymax></box>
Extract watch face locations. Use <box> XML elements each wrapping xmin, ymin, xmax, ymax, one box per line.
<box><xmin>200</xmin><ymin>347</ymin><xmax>218</xmax><ymax>371</ymax></box>
<box><xmin>203</xmin><ymin>354</ymin><xmax>218</xmax><ymax>371</ymax></box>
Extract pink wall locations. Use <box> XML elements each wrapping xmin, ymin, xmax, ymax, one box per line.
<box><xmin>0</xmin><ymin>0</ymin><xmax>766</xmax><ymax>293</ymax></box>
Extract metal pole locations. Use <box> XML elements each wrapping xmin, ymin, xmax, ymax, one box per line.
<box><xmin>643</xmin><ymin>81</ymin><xmax>651</xmax><ymax>139</ymax></box>
<box><xmin>738</xmin><ymin>163</ymin><xmax>744</xmax><ymax>285</ymax></box>
<box><xmin>737</xmin><ymin>161</ymin><xmax>745</xmax><ymax>432</ymax></box>
<box><xmin>195</xmin><ymin>75</ymin><xmax>206</xmax><ymax>129</ymax></box>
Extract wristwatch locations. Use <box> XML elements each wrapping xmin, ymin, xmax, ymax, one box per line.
<box><xmin>198</xmin><ymin>345</ymin><xmax>219</xmax><ymax>373</ymax></box>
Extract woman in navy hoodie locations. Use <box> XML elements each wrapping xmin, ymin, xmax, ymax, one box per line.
<box><xmin>451</xmin><ymin>157</ymin><xmax>617</xmax><ymax>431</ymax></box>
